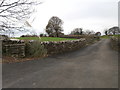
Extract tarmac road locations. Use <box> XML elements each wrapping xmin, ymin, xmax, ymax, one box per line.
<box><xmin>2</xmin><ymin>39</ymin><xmax>118</xmax><ymax>88</ymax></box>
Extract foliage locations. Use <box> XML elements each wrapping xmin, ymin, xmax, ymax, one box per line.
<box><xmin>40</xmin><ymin>33</ymin><xmax>47</xmax><ymax>37</ymax></box>
<box><xmin>70</xmin><ymin>28</ymin><xmax>83</xmax><ymax>35</ymax></box>
<box><xmin>95</xmin><ymin>32</ymin><xmax>101</xmax><ymax>36</ymax></box>
<box><xmin>108</xmin><ymin>26</ymin><xmax>120</xmax><ymax>35</ymax></box>
<box><xmin>84</xmin><ymin>30</ymin><xmax>95</xmax><ymax>35</ymax></box>
<box><xmin>46</xmin><ymin>16</ymin><xmax>64</xmax><ymax>37</ymax></box>
<box><xmin>105</xmin><ymin>26</ymin><xmax>120</xmax><ymax>35</ymax></box>
<box><xmin>40</xmin><ymin>33</ymin><xmax>44</xmax><ymax>37</ymax></box>
<box><xmin>104</xmin><ymin>29</ymin><xmax>108</xmax><ymax>35</ymax></box>
<box><xmin>21</xmin><ymin>34</ymin><xmax>38</xmax><ymax>37</ymax></box>
<box><xmin>25</xmin><ymin>41</ymin><xmax>47</xmax><ymax>57</ymax></box>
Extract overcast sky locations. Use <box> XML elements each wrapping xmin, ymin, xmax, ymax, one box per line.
<box><xmin>28</xmin><ymin>0</ymin><xmax>119</xmax><ymax>35</ymax></box>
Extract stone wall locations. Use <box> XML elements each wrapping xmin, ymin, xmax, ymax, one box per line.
<box><xmin>110</xmin><ymin>37</ymin><xmax>120</xmax><ymax>51</ymax></box>
<box><xmin>2</xmin><ymin>40</ymin><xmax>25</xmax><ymax>58</ymax></box>
<box><xmin>42</xmin><ymin>38</ymin><xmax>86</xmax><ymax>55</ymax></box>
<box><xmin>2</xmin><ymin>37</ymin><xmax>97</xmax><ymax>58</ymax></box>
<box><xmin>0</xmin><ymin>40</ymin><xmax>2</xmax><ymax>59</ymax></box>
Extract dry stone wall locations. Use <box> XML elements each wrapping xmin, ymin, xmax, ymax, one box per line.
<box><xmin>42</xmin><ymin>38</ymin><xmax>86</xmax><ymax>55</ymax></box>
<box><xmin>3</xmin><ymin>37</ymin><xmax>96</xmax><ymax>58</ymax></box>
<box><xmin>2</xmin><ymin>40</ymin><xmax>25</xmax><ymax>58</ymax></box>
<box><xmin>110</xmin><ymin>37</ymin><xmax>120</xmax><ymax>51</ymax></box>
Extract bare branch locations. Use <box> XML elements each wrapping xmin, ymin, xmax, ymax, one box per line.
<box><xmin>1</xmin><ymin>0</ymin><xmax>20</xmax><ymax>7</ymax></box>
<box><xmin>0</xmin><ymin>0</ymin><xmax>5</xmax><ymax>7</ymax></box>
<box><xmin>0</xmin><ymin>0</ymin><xmax>41</xmax><ymax>33</ymax></box>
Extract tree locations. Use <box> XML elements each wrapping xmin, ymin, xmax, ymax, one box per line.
<box><xmin>108</xmin><ymin>26</ymin><xmax>120</xmax><ymax>35</ymax></box>
<box><xmin>84</xmin><ymin>30</ymin><xmax>95</xmax><ymax>35</ymax></box>
<box><xmin>70</xmin><ymin>28</ymin><xmax>83</xmax><ymax>35</ymax></box>
<box><xmin>95</xmin><ymin>32</ymin><xmax>101</xmax><ymax>36</ymax></box>
<box><xmin>46</xmin><ymin>16</ymin><xmax>63</xmax><ymax>37</ymax></box>
<box><xmin>104</xmin><ymin>29</ymin><xmax>108</xmax><ymax>35</ymax></box>
<box><xmin>0</xmin><ymin>0</ymin><xmax>41</xmax><ymax>32</ymax></box>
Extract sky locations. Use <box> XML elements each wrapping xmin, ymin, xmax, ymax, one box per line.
<box><xmin>28</xmin><ymin>0</ymin><xmax>119</xmax><ymax>35</ymax></box>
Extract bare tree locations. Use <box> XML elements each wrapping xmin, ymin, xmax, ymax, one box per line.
<box><xmin>46</xmin><ymin>16</ymin><xmax>63</xmax><ymax>37</ymax></box>
<box><xmin>0</xmin><ymin>0</ymin><xmax>41</xmax><ymax>32</ymax></box>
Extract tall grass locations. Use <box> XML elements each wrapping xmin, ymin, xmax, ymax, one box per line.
<box><xmin>25</xmin><ymin>41</ymin><xmax>47</xmax><ymax>58</ymax></box>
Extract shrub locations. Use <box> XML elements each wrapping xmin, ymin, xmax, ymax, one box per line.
<box><xmin>21</xmin><ymin>35</ymin><xmax>38</xmax><ymax>37</ymax></box>
<box><xmin>25</xmin><ymin>41</ymin><xmax>47</xmax><ymax>58</ymax></box>
<box><xmin>40</xmin><ymin>34</ymin><xmax>44</xmax><ymax>37</ymax></box>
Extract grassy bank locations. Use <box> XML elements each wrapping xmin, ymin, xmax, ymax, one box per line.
<box><xmin>15</xmin><ymin>37</ymin><xmax>77</xmax><ymax>42</ymax></box>
<box><xmin>101</xmin><ymin>35</ymin><xmax>120</xmax><ymax>39</ymax></box>
<box><xmin>101</xmin><ymin>35</ymin><xmax>110</xmax><ymax>39</ymax></box>
<box><xmin>112</xmin><ymin>35</ymin><xmax>120</xmax><ymax>37</ymax></box>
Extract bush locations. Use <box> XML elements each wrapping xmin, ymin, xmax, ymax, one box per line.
<box><xmin>25</xmin><ymin>41</ymin><xmax>47</xmax><ymax>58</ymax></box>
<box><xmin>40</xmin><ymin>34</ymin><xmax>44</xmax><ymax>37</ymax></box>
<box><xmin>21</xmin><ymin>35</ymin><xmax>38</xmax><ymax>37</ymax></box>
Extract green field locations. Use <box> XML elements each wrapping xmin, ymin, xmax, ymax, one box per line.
<box><xmin>15</xmin><ymin>37</ymin><xmax>77</xmax><ymax>42</ymax></box>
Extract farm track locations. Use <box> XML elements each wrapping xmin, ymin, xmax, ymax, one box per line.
<box><xmin>3</xmin><ymin>39</ymin><xmax>118</xmax><ymax>88</ymax></box>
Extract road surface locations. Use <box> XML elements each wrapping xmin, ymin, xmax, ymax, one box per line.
<box><xmin>2</xmin><ymin>39</ymin><xmax>118</xmax><ymax>88</ymax></box>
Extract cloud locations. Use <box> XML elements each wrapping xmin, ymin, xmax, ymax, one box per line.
<box><xmin>29</xmin><ymin>0</ymin><xmax>118</xmax><ymax>35</ymax></box>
